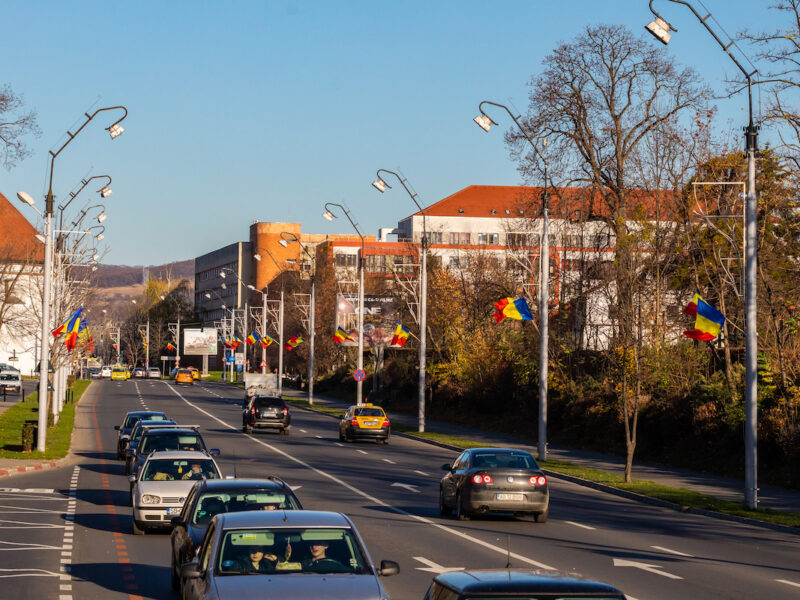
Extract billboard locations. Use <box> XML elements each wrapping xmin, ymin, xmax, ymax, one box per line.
<box><xmin>183</xmin><ymin>328</ymin><xmax>218</xmax><ymax>355</ymax></box>
<box><xmin>335</xmin><ymin>294</ymin><xmax>407</xmax><ymax>347</ymax></box>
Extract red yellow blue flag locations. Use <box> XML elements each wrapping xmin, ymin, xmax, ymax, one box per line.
<box><xmin>391</xmin><ymin>321</ymin><xmax>410</xmax><ymax>347</ymax></box>
<box><xmin>166</xmin><ymin>343</ymin><xmax>176</xmax><ymax>352</ymax></box>
<box><xmin>246</xmin><ymin>331</ymin><xmax>261</xmax><ymax>345</ymax></box>
<box><xmin>683</xmin><ymin>293</ymin><xmax>725</xmax><ymax>341</ymax></box>
<box><xmin>493</xmin><ymin>297</ymin><xmax>533</xmax><ymax>323</ymax></box>
<box><xmin>284</xmin><ymin>336</ymin><xmax>304</xmax><ymax>351</ymax></box>
<box><xmin>53</xmin><ymin>307</ymin><xmax>83</xmax><ymax>339</ymax></box>
<box><xmin>261</xmin><ymin>333</ymin><xmax>276</xmax><ymax>348</ymax></box>
<box><xmin>333</xmin><ymin>327</ymin><xmax>354</xmax><ymax>344</ymax></box>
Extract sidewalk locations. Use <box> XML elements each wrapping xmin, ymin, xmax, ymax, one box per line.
<box><xmin>282</xmin><ymin>388</ymin><xmax>800</xmax><ymax>515</ymax></box>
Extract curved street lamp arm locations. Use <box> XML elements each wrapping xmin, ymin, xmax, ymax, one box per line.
<box><xmin>280</xmin><ymin>231</ymin><xmax>315</xmax><ymax>262</ymax></box>
<box><xmin>71</xmin><ymin>203</ymin><xmax>107</xmax><ymax>228</ymax></box>
<box><xmin>376</xmin><ymin>168</ymin><xmax>428</xmax><ymax>246</ymax></box>
<box><xmin>324</xmin><ymin>202</ymin><xmax>364</xmax><ymax>245</ymax></box>
<box><xmin>58</xmin><ymin>175</ymin><xmax>112</xmax><ymax>247</ymax></box>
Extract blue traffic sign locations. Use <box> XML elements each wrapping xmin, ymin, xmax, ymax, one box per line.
<box><xmin>353</xmin><ymin>369</ymin><xmax>366</xmax><ymax>381</ymax></box>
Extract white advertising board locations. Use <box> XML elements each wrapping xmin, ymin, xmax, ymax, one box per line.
<box><xmin>183</xmin><ymin>328</ymin><xmax>218</xmax><ymax>355</ymax></box>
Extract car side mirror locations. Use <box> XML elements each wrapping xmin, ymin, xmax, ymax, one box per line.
<box><xmin>441</xmin><ymin>463</ymin><xmax>453</xmax><ymax>472</ymax></box>
<box><xmin>114</xmin><ymin>425</ymin><xmax>120</xmax><ymax>431</ymax></box>
<box><xmin>378</xmin><ymin>560</ymin><xmax>400</xmax><ymax>576</ymax></box>
<box><xmin>127</xmin><ymin>475</ymin><xmax>136</xmax><ymax>483</ymax></box>
<box><xmin>209</xmin><ymin>449</ymin><xmax>220</xmax><ymax>456</ymax></box>
<box><xmin>170</xmin><ymin>516</ymin><xmax>185</xmax><ymax>527</ymax></box>
<box><xmin>180</xmin><ymin>561</ymin><xmax>202</xmax><ymax>580</ymax></box>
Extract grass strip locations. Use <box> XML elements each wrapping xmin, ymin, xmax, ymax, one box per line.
<box><xmin>0</xmin><ymin>380</ymin><xmax>91</xmax><ymax>460</ymax></box>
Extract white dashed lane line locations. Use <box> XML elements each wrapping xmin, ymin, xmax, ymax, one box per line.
<box><xmin>566</xmin><ymin>521</ymin><xmax>596</xmax><ymax>530</ymax></box>
<box><xmin>356</xmin><ymin>449</ymin><xmax>368</xmax><ymax>455</ymax></box>
<box><xmin>651</xmin><ymin>545</ymin><xmax>693</xmax><ymax>557</ymax></box>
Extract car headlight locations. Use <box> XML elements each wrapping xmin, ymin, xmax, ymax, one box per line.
<box><xmin>141</xmin><ymin>494</ymin><xmax>161</xmax><ymax>504</ymax></box>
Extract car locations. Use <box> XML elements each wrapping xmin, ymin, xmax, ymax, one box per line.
<box><xmin>169</xmin><ymin>477</ymin><xmax>303</xmax><ymax>590</ymax></box>
<box><xmin>424</xmin><ymin>570</ymin><xmax>626</xmax><ymax>599</ymax></box>
<box><xmin>88</xmin><ymin>367</ymin><xmax>102</xmax><ymax>379</ymax></box>
<box><xmin>242</xmin><ymin>395</ymin><xmax>291</xmax><ymax>435</ymax></box>
<box><xmin>126</xmin><ymin>425</ymin><xmax>218</xmax><ymax>482</ymax></box>
<box><xmin>179</xmin><ymin>510</ymin><xmax>399</xmax><ymax>600</ymax></box>
<box><xmin>111</xmin><ymin>366</ymin><xmax>128</xmax><ymax>381</ymax></box>
<box><xmin>338</xmin><ymin>403</ymin><xmax>390</xmax><ymax>444</ymax></box>
<box><xmin>148</xmin><ymin>367</ymin><xmax>162</xmax><ymax>379</ymax></box>
<box><xmin>170</xmin><ymin>367</ymin><xmax>179</xmax><ymax>379</ymax></box>
<box><xmin>115</xmin><ymin>411</ymin><xmax>169</xmax><ymax>459</ymax></box>
<box><xmin>132</xmin><ymin>367</ymin><xmax>147</xmax><ymax>378</ymax></box>
<box><xmin>175</xmin><ymin>368</ymin><xmax>194</xmax><ymax>385</ymax></box>
<box><xmin>130</xmin><ymin>450</ymin><xmax>222</xmax><ymax>534</ymax></box>
<box><xmin>439</xmin><ymin>448</ymin><xmax>549</xmax><ymax>522</ymax></box>
<box><xmin>101</xmin><ymin>366</ymin><xmax>112</xmax><ymax>378</ymax></box>
<box><xmin>188</xmin><ymin>366</ymin><xmax>200</xmax><ymax>380</ymax></box>
<box><xmin>0</xmin><ymin>371</ymin><xmax>22</xmax><ymax>396</ymax></box>
<box><xmin>125</xmin><ymin>419</ymin><xmax>179</xmax><ymax>474</ymax></box>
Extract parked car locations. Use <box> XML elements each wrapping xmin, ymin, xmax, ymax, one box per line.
<box><xmin>0</xmin><ymin>371</ymin><xmax>22</xmax><ymax>396</ymax></box>
<box><xmin>242</xmin><ymin>395</ymin><xmax>291</xmax><ymax>435</ymax></box>
<box><xmin>101</xmin><ymin>366</ymin><xmax>112</xmax><ymax>378</ymax></box>
<box><xmin>125</xmin><ymin>420</ymin><xmax>178</xmax><ymax>474</ymax></box>
<box><xmin>424</xmin><ymin>570</ymin><xmax>626</xmax><ymax>600</ymax></box>
<box><xmin>115</xmin><ymin>410</ymin><xmax>169</xmax><ymax>459</ymax></box>
<box><xmin>338</xmin><ymin>403</ymin><xmax>389</xmax><ymax>444</ymax></box>
<box><xmin>130</xmin><ymin>450</ymin><xmax>222</xmax><ymax>534</ymax></box>
<box><xmin>132</xmin><ymin>367</ymin><xmax>147</xmax><ymax>378</ymax></box>
<box><xmin>439</xmin><ymin>448</ymin><xmax>549</xmax><ymax>522</ymax></box>
<box><xmin>148</xmin><ymin>367</ymin><xmax>162</xmax><ymax>379</ymax></box>
<box><xmin>169</xmin><ymin>477</ymin><xmax>303</xmax><ymax>589</ymax></box>
<box><xmin>179</xmin><ymin>511</ymin><xmax>399</xmax><ymax>600</ymax></box>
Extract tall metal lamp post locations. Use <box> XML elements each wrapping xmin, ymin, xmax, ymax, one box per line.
<box><xmin>56</xmin><ymin>175</ymin><xmax>112</xmax><ymax>250</ymax></box>
<box><xmin>16</xmin><ymin>104</ymin><xmax>127</xmax><ymax>452</ymax></box>
<box><xmin>372</xmin><ymin>169</ymin><xmax>429</xmax><ymax>432</ymax></box>
<box><xmin>474</xmin><ymin>100</ymin><xmax>551</xmax><ymax>461</ymax></box>
<box><xmin>323</xmin><ymin>202</ymin><xmax>366</xmax><ymax>405</ymax></box>
<box><xmin>247</xmin><ymin>284</ymin><xmax>270</xmax><ymax>375</ymax></box>
<box><xmin>253</xmin><ymin>247</ymin><xmax>288</xmax><ymax>395</ymax></box>
<box><xmin>646</xmin><ymin>0</ymin><xmax>760</xmax><ymax>509</ymax></box>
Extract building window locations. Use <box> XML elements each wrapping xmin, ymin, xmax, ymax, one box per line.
<box><xmin>449</xmin><ymin>232</ymin><xmax>470</xmax><ymax>245</ymax></box>
<box><xmin>424</xmin><ymin>232</ymin><xmax>443</xmax><ymax>244</ymax></box>
<box><xmin>448</xmin><ymin>257</ymin><xmax>460</xmax><ymax>269</ymax></box>
<box><xmin>334</xmin><ymin>253</ymin><xmax>357</xmax><ymax>268</ymax></box>
<box><xmin>507</xmin><ymin>233</ymin><xmax>534</xmax><ymax>247</ymax></box>
<box><xmin>477</xmin><ymin>233</ymin><xmax>499</xmax><ymax>245</ymax></box>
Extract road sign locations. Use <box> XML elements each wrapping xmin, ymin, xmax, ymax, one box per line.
<box><xmin>353</xmin><ymin>369</ymin><xmax>366</xmax><ymax>381</ymax></box>
<box><xmin>227</xmin><ymin>355</ymin><xmax>235</xmax><ymax>363</ymax></box>
<box><xmin>260</xmin><ymin>360</ymin><xmax>267</xmax><ymax>368</ymax></box>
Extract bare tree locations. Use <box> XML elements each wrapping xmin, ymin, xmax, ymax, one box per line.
<box><xmin>0</xmin><ymin>84</ymin><xmax>40</xmax><ymax>170</ymax></box>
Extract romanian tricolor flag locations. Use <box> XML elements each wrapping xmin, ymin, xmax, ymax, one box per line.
<box><xmin>232</xmin><ymin>335</ymin><xmax>243</xmax><ymax>349</ymax></box>
<box><xmin>246</xmin><ymin>331</ymin><xmax>261</xmax><ymax>345</ymax></box>
<box><xmin>683</xmin><ymin>293</ymin><xmax>725</xmax><ymax>341</ymax></box>
<box><xmin>261</xmin><ymin>333</ymin><xmax>276</xmax><ymax>348</ymax></box>
<box><xmin>52</xmin><ymin>307</ymin><xmax>83</xmax><ymax>339</ymax></box>
<box><xmin>493</xmin><ymin>297</ymin><xmax>533</xmax><ymax>323</ymax></box>
<box><xmin>333</xmin><ymin>327</ymin><xmax>354</xmax><ymax>344</ymax></box>
<box><xmin>284</xmin><ymin>336</ymin><xmax>304</xmax><ymax>351</ymax></box>
<box><xmin>78</xmin><ymin>317</ymin><xmax>93</xmax><ymax>351</ymax></box>
<box><xmin>391</xmin><ymin>321</ymin><xmax>410</xmax><ymax>347</ymax></box>
<box><xmin>166</xmin><ymin>343</ymin><xmax>176</xmax><ymax>352</ymax></box>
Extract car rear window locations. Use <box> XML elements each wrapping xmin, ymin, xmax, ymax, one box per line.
<box><xmin>124</xmin><ymin>413</ymin><xmax>166</xmax><ymax>428</ymax></box>
<box><xmin>471</xmin><ymin>452</ymin><xmax>539</xmax><ymax>470</ymax></box>
<box><xmin>354</xmin><ymin>407</ymin><xmax>384</xmax><ymax>417</ymax></box>
<box><xmin>253</xmin><ymin>398</ymin><xmax>285</xmax><ymax>409</ymax></box>
<box><xmin>140</xmin><ymin>433</ymin><xmax>203</xmax><ymax>453</ymax></box>
<box><xmin>191</xmin><ymin>490</ymin><xmax>301</xmax><ymax>525</ymax></box>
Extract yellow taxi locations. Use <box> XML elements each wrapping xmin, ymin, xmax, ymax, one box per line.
<box><xmin>110</xmin><ymin>366</ymin><xmax>128</xmax><ymax>381</ymax></box>
<box><xmin>188</xmin><ymin>366</ymin><xmax>200</xmax><ymax>380</ymax></box>
<box><xmin>174</xmin><ymin>368</ymin><xmax>194</xmax><ymax>385</ymax></box>
<box><xmin>338</xmin><ymin>403</ymin><xmax>390</xmax><ymax>444</ymax></box>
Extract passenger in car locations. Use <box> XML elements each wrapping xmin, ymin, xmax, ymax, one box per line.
<box><xmin>236</xmin><ymin>546</ymin><xmax>275</xmax><ymax>572</ymax></box>
<box><xmin>301</xmin><ymin>541</ymin><xmax>345</xmax><ymax>571</ymax></box>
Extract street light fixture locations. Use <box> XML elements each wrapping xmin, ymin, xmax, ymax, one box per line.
<box><xmin>646</xmin><ymin>0</ymin><xmax>761</xmax><ymax>511</ymax></box>
<box><xmin>474</xmin><ymin>99</ymin><xmax>552</xmax><ymax>462</ymax></box>
<box><xmin>97</xmin><ymin>212</ymin><xmax>107</xmax><ymax>223</ymax></box>
<box><xmin>322</xmin><ymin>202</ymin><xmax>366</xmax><ymax>405</ymax></box>
<box><xmin>372</xmin><ymin>168</ymin><xmax>429</xmax><ymax>432</ymax></box>
<box><xmin>254</xmin><ymin>246</ymin><xmax>292</xmax><ymax>394</ymax></box>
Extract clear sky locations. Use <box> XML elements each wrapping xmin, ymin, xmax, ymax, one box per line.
<box><xmin>1</xmin><ymin>0</ymin><xmax>780</xmax><ymax>266</ymax></box>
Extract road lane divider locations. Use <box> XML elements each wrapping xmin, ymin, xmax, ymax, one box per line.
<box><xmin>650</xmin><ymin>545</ymin><xmax>693</xmax><ymax>557</ymax></box>
<box><xmin>165</xmin><ymin>383</ymin><xmax>557</xmax><ymax>571</ymax></box>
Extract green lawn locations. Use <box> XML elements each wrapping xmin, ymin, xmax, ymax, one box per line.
<box><xmin>0</xmin><ymin>380</ymin><xmax>91</xmax><ymax>460</ymax></box>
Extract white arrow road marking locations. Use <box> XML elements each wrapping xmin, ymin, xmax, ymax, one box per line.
<box><xmin>0</xmin><ymin>540</ymin><xmax>64</xmax><ymax>551</ymax></box>
<box><xmin>391</xmin><ymin>482</ymin><xmax>420</xmax><ymax>493</ymax></box>
<box><xmin>565</xmin><ymin>520</ymin><xmax>596</xmax><ymax>530</ymax></box>
<box><xmin>0</xmin><ymin>506</ymin><xmax>64</xmax><ymax>515</ymax></box>
<box><xmin>413</xmin><ymin>556</ymin><xmax>463</xmax><ymax>573</ymax></box>
<box><xmin>414</xmin><ymin>470</ymin><xmax>430</xmax><ymax>477</ymax></box>
<box><xmin>0</xmin><ymin>519</ymin><xmax>69</xmax><ymax>529</ymax></box>
<box><xmin>651</xmin><ymin>545</ymin><xmax>693</xmax><ymax>557</ymax></box>
<box><xmin>0</xmin><ymin>489</ymin><xmax>55</xmax><ymax>494</ymax></box>
<box><xmin>613</xmin><ymin>558</ymin><xmax>683</xmax><ymax>579</ymax></box>
<box><xmin>0</xmin><ymin>568</ymin><xmax>62</xmax><ymax>578</ymax></box>
<box><xmin>776</xmin><ymin>579</ymin><xmax>800</xmax><ymax>588</ymax></box>
<box><xmin>382</xmin><ymin>458</ymin><xmax>396</xmax><ymax>464</ymax></box>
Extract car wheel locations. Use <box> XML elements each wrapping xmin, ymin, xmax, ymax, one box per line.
<box><xmin>242</xmin><ymin>426</ymin><xmax>251</xmax><ymax>434</ymax></box>
<box><xmin>439</xmin><ymin>488</ymin><xmax>452</xmax><ymax>516</ymax></box>
<box><xmin>456</xmin><ymin>491</ymin><xmax>470</xmax><ymax>521</ymax></box>
<box><xmin>534</xmin><ymin>508</ymin><xmax>548</xmax><ymax>523</ymax></box>
<box><xmin>132</xmin><ymin>519</ymin><xmax>146</xmax><ymax>535</ymax></box>
<box><xmin>281</xmin><ymin>427</ymin><xmax>289</xmax><ymax>436</ymax></box>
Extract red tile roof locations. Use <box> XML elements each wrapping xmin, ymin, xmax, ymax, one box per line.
<box><xmin>411</xmin><ymin>185</ymin><xmax>678</xmax><ymax>221</ymax></box>
<box><xmin>0</xmin><ymin>191</ymin><xmax>44</xmax><ymax>262</ymax></box>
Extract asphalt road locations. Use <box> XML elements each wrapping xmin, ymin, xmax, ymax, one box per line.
<box><xmin>1</xmin><ymin>379</ymin><xmax>798</xmax><ymax>599</ymax></box>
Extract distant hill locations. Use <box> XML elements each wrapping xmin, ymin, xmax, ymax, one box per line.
<box><xmin>94</xmin><ymin>259</ymin><xmax>194</xmax><ymax>287</ymax></box>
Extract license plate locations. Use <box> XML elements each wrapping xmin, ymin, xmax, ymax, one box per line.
<box><xmin>365</xmin><ymin>420</ymin><xmax>378</xmax><ymax>426</ymax></box>
<box><xmin>495</xmin><ymin>493</ymin><xmax>524</xmax><ymax>501</ymax></box>
<box><xmin>166</xmin><ymin>507</ymin><xmax>180</xmax><ymax>515</ymax></box>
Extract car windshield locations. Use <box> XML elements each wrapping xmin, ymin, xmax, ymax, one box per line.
<box><xmin>471</xmin><ymin>452</ymin><xmax>539</xmax><ymax>470</ymax></box>
<box><xmin>142</xmin><ymin>459</ymin><xmax>219</xmax><ymax>481</ymax></box>
<box><xmin>353</xmin><ymin>407</ymin><xmax>384</xmax><ymax>417</ymax></box>
<box><xmin>191</xmin><ymin>490</ymin><xmax>301</xmax><ymax>525</ymax></box>
<box><xmin>217</xmin><ymin>528</ymin><xmax>369</xmax><ymax>575</ymax></box>
<box><xmin>139</xmin><ymin>433</ymin><xmax>203</xmax><ymax>454</ymax></box>
<box><xmin>123</xmin><ymin>413</ymin><xmax>166</xmax><ymax>428</ymax></box>
<box><xmin>131</xmin><ymin>421</ymin><xmax>176</xmax><ymax>442</ymax></box>
<box><xmin>0</xmin><ymin>374</ymin><xmax>19</xmax><ymax>381</ymax></box>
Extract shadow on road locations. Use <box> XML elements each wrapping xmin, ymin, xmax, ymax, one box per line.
<box><xmin>69</xmin><ymin>561</ymin><xmax>172</xmax><ymax>598</ymax></box>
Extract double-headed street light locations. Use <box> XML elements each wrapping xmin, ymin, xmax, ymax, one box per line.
<box><xmin>372</xmin><ymin>169</ymin><xmax>429</xmax><ymax>432</ymax></box>
<box><xmin>474</xmin><ymin>99</ymin><xmax>552</xmax><ymax>461</ymax></box>
<box><xmin>646</xmin><ymin>0</ymin><xmax>760</xmax><ymax>510</ymax></box>
<box><xmin>253</xmin><ymin>247</ymin><xmax>290</xmax><ymax>394</ymax></box>
<box><xmin>323</xmin><ymin>202</ymin><xmax>366</xmax><ymax>405</ymax></box>
<box><xmin>16</xmin><ymin>104</ymin><xmax>127</xmax><ymax>452</ymax></box>
<box><xmin>57</xmin><ymin>175</ymin><xmax>112</xmax><ymax>250</ymax></box>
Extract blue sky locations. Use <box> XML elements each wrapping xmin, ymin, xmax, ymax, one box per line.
<box><xmin>2</xmin><ymin>0</ymin><xmax>779</xmax><ymax>266</ymax></box>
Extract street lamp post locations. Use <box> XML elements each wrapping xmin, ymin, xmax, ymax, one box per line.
<box><xmin>323</xmin><ymin>203</ymin><xmax>366</xmax><ymax>405</ymax></box>
<box><xmin>474</xmin><ymin>100</ymin><xmax>551</xmax><ymax>461</ymax></box>
<box><xmin>56</xmin><ymin>175</ymin><xmax>112</xmax><ymax>251</ymax></box>
<box><xmin>372</xmin><ymin>169</ymin><xmax>428</xmax><ymax>432</ymax></box>
<box><xmin>247</xmin><ymin>285</ymin><xmax>270</xmax><ymax>375</ymax></box>
<box><xmin>646</xmin><ymin>0</ymin><xmax>760</xmax><ymax>510</ymax></box>
<box><xmin>253</xmin><ymin>248</ymin><xmax>288</xmax><ymax>395</ymax></box>
<box><xmin>16</xmin><ymin>104</ymin><xmax>127</xmax><ymax>452</ymax></box>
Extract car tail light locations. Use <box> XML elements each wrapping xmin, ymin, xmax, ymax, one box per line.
<box><xmin>382</xmin><ymin>419</ymin><xmax>390</xmax><ymax>426</ymax></box>
<box><xmin>529</xmin><ymin>475</ymin><xmax>547</xmax><ymax>486</ymax></box>
<box><xmin>283</xmin><ymin>408</ymin><xmax>288</xmax><ymax>415</ymax></box>
<box><xmin>472</xmin><ymin>474</ymin><xmax>493</xmax><ymax>484</ymax></box>
<box><xmin>350</xmin><ymin>419</ymin><xmax>359</xmax><ymax>426</ymax></box>
<box><xmin>250</xmin><ymin>407</ymin><xmax>256</xmax><ymax>413</ymax></box>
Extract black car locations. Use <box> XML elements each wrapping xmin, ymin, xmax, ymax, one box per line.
<box><xmin>169</xmin><ymin>477</ymin><xmax>303</xmax><ymax>590</ymax></box>
<box><xmin>125</xmin><ymin>420</ymin><xmax>178</xmax><ymax>475</ymax></box>
<box><xmin>242</xmin><ymin>395</ymin><xmax>291</xmax><ymax>435</ymax></box>
<box><xmin>424</xmin><ymin>570</ymin><xmax>626</xmax><ymax>599</ymax></box>
<box><xmin>126</xmin><ymin>425</ymin><xmax>219</xmax><ymax>481</ymax></box>
<box><xmin>114</xmin><ymin>411</ymin><xmax>169</xmax><ymax>459</ymax></box>
<box><xmin>439</xmin><ymin>448</ymin><xmax>549</xmax><ymax>522</ymax></box>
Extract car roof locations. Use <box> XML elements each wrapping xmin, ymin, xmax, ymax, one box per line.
<box><xmin>144</xmin><ymin>450</ymin><xmax>212</xmax><ymax>460</ymax></box>
<box><xmin>433</xmin><ymin>570</ymin><xmax>624</xmax><ymax>595</ymax></box>
<box><xmin>467</xmin><ymin>448</ymin><xmax>534</xmax><ymax>455</ymax></box>
<box><xmin>125</xmin><ymin>411</ymin><xmax>167</xmax><ymax>418</ymax></box>
<box><xmin>142</xmin><ymin>427</ymin><xmax>200</xmax><ymax>435</ymax></box>
<box><xmin>217</xmin><ymin>510</ymin><xmax>351</xmax><ymax>529</ymax></box>
<box><xmin>195</xmin><ymin>478</ymin><xmax>291</xmax><ymax>492</ymax></box>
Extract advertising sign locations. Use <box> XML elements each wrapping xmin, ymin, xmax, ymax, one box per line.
<box><xmin>183</xmin><ymin>328</ymin><xmax>218</xmax><ymax>355</ymax></box>
<box><xmin>335</xmin><ymin>294</ymin><xmax>406</xmax><ymax>347</ymax></box>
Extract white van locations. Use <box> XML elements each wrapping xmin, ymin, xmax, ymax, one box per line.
<box><xmin>0</xmin><ymin>371</ymin><xmax>22</xmax><ymax>395</ymax></box>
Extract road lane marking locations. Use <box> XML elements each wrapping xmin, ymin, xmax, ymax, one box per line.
<box><xmin>565</xmin><ymin>520</ymin><xmax>596</xmax><ymax>530</ymax></box>
<box><xmin>166</xmin><ymin>383</ymin><xmax>556</xmax><ymax>571</ymax></box>
<box><xmin>382</xmin><ymin>459</ymin><xmax>396</xmax><ymax>464</ymax></box>
<box><xmin>356</xmin><ymin>449</ymin><xmax>368</xmax><ymax>455</ymax></box>
<box><xmin>0</xmin><ymin>488</ymin><xmax>55</xmax><ymax>494</ymax></box>
<box><xmin>315</xmin><ymin>435</ymin><xmax>323</xmax><ymax>439</ymax></box>
<box><xmin>0</xmin><ymin>568</ymin><xmax>62</xmax><ymax>578</ymax></box>
<box><xmin>777</xmin><ymin>579</ymin><xmax>800</xmax><ymax>588</ymax></box>
<box><xmin>335</xmin><ymin>443</ymin><xmax>343</xmax><ymax>447</ymax></box>
<box><xmin>414</xmin><ymin>470</ymin><xmax>430</xmax><ymax>477</ymax></box>
<box><xmin>651</xmin><ymin>545</ymin><xmax>693</xmax><ymax>557</ymax></box>
<box><xmin>413</xmin><ymin>556</ymin><xmax>463</xmax><ymax>573</ymax></box>
<box><xmin>613</xmin><ymin>558</ymin><xmax>683</xmax><ymax>579</ymax></box>
<box><xmin>299</xmin><ymin>429</ymin><xmax>307</xmax><ymax>433</ymax></box>
<box><xmin>391</xmin><ymin>482</ymin><xmax>420</xmax><ymax>493</ymax></box>
<box><xmin>0</xmin><ymin>540</ymin><xmax>65</xmax><ymax>551</ymax></box>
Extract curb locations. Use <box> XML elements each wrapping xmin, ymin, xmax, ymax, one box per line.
<box><xmin>0</xmin><ymin>461</ymin><xmax>59</xmax><ymax>478</ymax></box>
<box><xmin>288</xmin><ymin>400</ymin><xmax>800</xmax><ymax>536</ymax></box>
